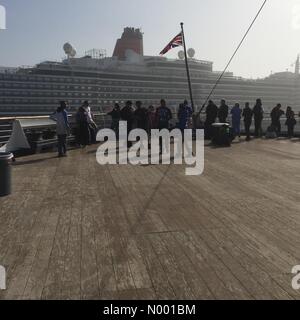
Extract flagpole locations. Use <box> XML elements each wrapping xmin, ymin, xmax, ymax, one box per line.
<box><xmin>180</xmin><ymin>22</ymin><xmax>195</xmax><ymax>112</ymax></box>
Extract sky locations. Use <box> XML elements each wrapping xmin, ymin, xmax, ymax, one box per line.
<box><xmin>0</xmin><ymin>0</ymin><xmax>300</xmax><ymax>78</ymax></box>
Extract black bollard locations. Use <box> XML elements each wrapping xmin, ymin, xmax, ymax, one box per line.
<box><xmin>0</xmin><ymin>152</ymin><xmax>14</xmax><ymax>197</ymax></box>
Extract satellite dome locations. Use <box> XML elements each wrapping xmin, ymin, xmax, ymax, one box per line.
<box><xmin>63</xmin><ymin>43</ymin><xmax>77</xmax><ymax>58</ymax></box>
<box><xmin>187</xmin><ymin>48</ymin><xmax>195</xmax><ymax>58</ymax></box>
<box><xmin>178</xmin><ymin>51</ymin><xmax>185</xmax><ymax>60</ymax></box>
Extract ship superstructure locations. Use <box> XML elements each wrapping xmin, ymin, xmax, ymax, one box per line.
<box><xmin>0</xmin><ymin>27</ymin><xmax>299</xmax><ymax>115</ymax></box>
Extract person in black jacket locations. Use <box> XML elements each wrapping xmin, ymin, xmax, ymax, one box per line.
<box><xmin>121</xmin><ymin>101</ymin><xmax>134</xmax><ymax>131</ymax></box>
<box><xmin>271</xmin><ymin>103</ymin><xmax>284</xmax><ymax>136</ymax></box>
<box><xmin>242</xmin><ymin>102</ymin><xmax>253</xmax><ymax>141</ymax></box>
<box><xmin>134</xmin><ymin>101</ymin><xmax>148</xmax><ymax>130</ymax></box>
<box><xmin>218</xmin><ymin>99</ymin><xmax>229</xmax><ymax>123</ymax></box>
<box><xmin>76</xmin><ymin>106</ymin><xmax>90</xmax><ymax>147</ymax></box>
<box><xmin>205</xmin><ymin>100</ymin><xmax>218</xmax><ymax>139</ymax></box>
<box><xmin>253</xmin><ymin>99</ymin><xmax>264</xmax><ymax>137</ymax></box>
<box><xmin>286</xmin><ymin>106</ymin><xmax>297</xmax><ymax>138</ymax></box>
<box><xmin>108</xmin><ymin>103</ymin><xmax>121</xmax><ymax>135</ymax></box>
<box><xmin>156</xmin><ymin>99</ymin><xmax>172</xmax><ymax>153</ymax></box>
<box><xmin>120</xmin><ymin>101</ymin><xmax>134</xmax><ymax>147</ymax></box>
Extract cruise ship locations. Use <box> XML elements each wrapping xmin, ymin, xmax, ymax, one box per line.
<box><xmin>0</xmin><ymin>27</ymin><xmax>300</xmax><ymax>116</ymax></box>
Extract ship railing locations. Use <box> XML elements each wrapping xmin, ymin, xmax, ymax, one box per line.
<box><xmin>0</xmin><ymin>112</ymin><xmax>299</xmax><ymax>152</ymax></box>
<box><xmin>196</xmin><ymin>112</ymin><xmax>300</xmax><ymax>136</ymax></box>
<box><xmin>0</xmin><ymin>113</ymin><xmax>109</xmax><ymax>153</ymax></box>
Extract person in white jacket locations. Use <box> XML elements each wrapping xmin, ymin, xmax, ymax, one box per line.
<box><xmin>83</xmin><ymin>100</ymin><xmax>97</xmax><ymax>144</ymax></box>
<box><xmin>50</xmin><ymin>101</ymin><xmax>70</xmax><ymax>157</ymax></box>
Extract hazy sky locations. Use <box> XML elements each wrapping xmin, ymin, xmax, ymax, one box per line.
<box><xmin>0</xmin><ymin>0</ymin><xmax>300</xmax><ymax>78</ymax></box>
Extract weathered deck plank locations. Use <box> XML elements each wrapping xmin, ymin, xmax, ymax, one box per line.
<box><xmin>0</xmin><ymin>138</ymin><xmax>299</xmax><ymax>300</ymax></box>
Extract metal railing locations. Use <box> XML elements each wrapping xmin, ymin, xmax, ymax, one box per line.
<box><xmin>0</xmin><ymin>111</ymin><xmax>299</xmax><ymax>149</ymax></box>
<box><xmin>0</xmin><ymin>113</ymin><xmax>109</xmax><ymax>148</ymax></box>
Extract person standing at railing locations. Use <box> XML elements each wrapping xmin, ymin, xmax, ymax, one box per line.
<box><xmin>134</xmin><ymin>101</ymin><xmax>148</xmax><ymax>130</ymax></box>
<box><xmin>178</xmin><ymin>100</ymin><xmax>193</xmax><ymax>133</ymax></box>
<box><xmin>242</xmin><ymin>102</ymin><xmax>253</xmax><ymax>141</ymax></box>
<box><xmin>108</xmin><ymin>103</ymin><xmax>121</xmax><ymax>136</ymax></box>
<box><xmin>75</xmin><ymin>106</ymin><xmax>90</xmax><ymax>148</ymax></box>
<box><xmin>204</xmin><ymin>100</ymin><xmax>218</xmax><ymax>139</ymax></box>
<box><xmin>121</xmin><ymin>101</ymin><xmax>134</xmax><ymax>148</ymax></box>
<box><xmin>83</xmin><ymin>101</ymin><xmax>97</xmax><ymax>144</ymax></box>
<box><xmin>146</xmin><ymin>105</ymin><xmax>157</xmax><ymax>134</ymax></box>
<box><xmin>50</xmin><ymin>101</ymin><xmax>70</xmax><ymax>157</ymax></box>
<box><xmin>218</xmin><ymin>99</ymin><xmax>229</xmax><ymax>123</ymax></box>
<box><xmin>231</xmin><ymin>103</ymin><xmax>242</xmax><ymax>139</ymax></box>
<box><xmin>271</xmin><ymin>104</ymin><xmax>284</xmax><ymax>136</ymax></box>
<box><xmin>286</xmin><ymin>106</ymin><xmax>296</xmax><ymax>139</ymax></box>
<box><xmin>253</xmin><ymin>99</ymin><xmax>264</xmax><ymax>138</ymax></box>
<box><xmin>156</xmin><ymin>99</ymin><xmax>172</xmax><ymax>130</ymax></box>
<box><xmin>121</xmin><ymin>101</ymin><xmax>134</xmax><ymax>132</ymax></box>
<box><xmin>156</xmin><ymin>99</ymin><xmax>172</xmax><ymax>154</ymax></box>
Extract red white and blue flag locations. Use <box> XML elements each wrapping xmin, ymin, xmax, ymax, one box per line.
<box><xmin>160</xmin><ymin>32</ymin><xmax>183</xmax><ymax>55</ymax></box>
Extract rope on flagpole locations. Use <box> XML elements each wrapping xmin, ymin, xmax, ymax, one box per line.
<box><xmin>198</xmin><ymin>0</ymin><xmax>268</xmax><ymax>115</ymax></box>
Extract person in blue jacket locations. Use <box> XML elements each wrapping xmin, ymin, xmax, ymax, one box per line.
<box><xmin>231</xmin><ymin>103</ymin><xmax>242</xmax><ymax>138</ymax></box>
<box><xmin>178</xmin><ymin>100</ymin><xmax>193</xmax><ymax>133</ymax></box>
<box><xmin>50</xmin><ymin>101</ymin><xmax>70</xmax><ymax>157</ymax></box>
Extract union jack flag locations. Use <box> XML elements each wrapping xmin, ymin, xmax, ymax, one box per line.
<box><xmin>159</xmin><ymin>32</ymin><xmax>183</xmax><ymax>55</ymax></box>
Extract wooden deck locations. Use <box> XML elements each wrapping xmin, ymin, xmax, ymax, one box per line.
<box><xmin>0</xmin><ymin>138</ymin><xmax>300</xmax><ymax>300</ymax></box>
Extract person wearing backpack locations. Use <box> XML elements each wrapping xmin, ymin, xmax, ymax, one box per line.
<box><xmin>156</xmin><ymin>99</ymin><xmax>172</xmax><ymax>130</ymax></box>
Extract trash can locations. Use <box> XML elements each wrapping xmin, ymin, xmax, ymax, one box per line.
<box><xmin>211</xmin><ymin>123</ymin><xmax>232</xmax><ymax>147</ymax></box>
<box><xmin>0</xmin><ymin>152</ymin><xmax>14</xmax><ymax>197</ymax></box>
